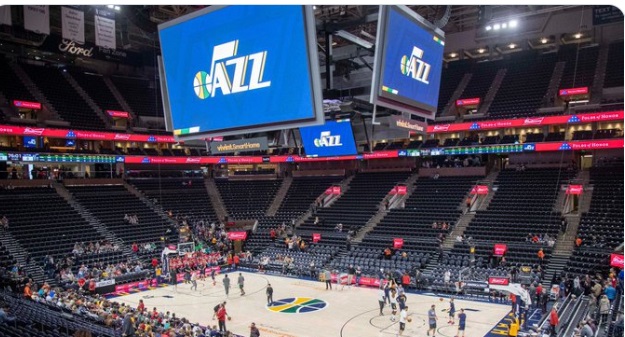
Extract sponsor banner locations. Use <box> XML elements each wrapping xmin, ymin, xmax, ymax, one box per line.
<box><xmin>61</xmin><ymin>6</ymin><xmax>84</xmax><ymax>43</ymax></box>
<box><xmin>559</xmin><ymin>87</ymin><xmax>589</xmax><ymax>96</ymax></box>
<box><xmin>227</xmin><ymin>231</ymin><xmax>247</xmax><ymax>240</ymax></box>
<box><xmin>456</xmin><ymin>97</ymin><xmax>480</xmax><ymax>106</ymax></box>
<box><xmin>593</xmin><ymin>5</ymin><xmax>624</xmax><ymax>26</ymax></box>
<box><xmin>393</xmin><ymin>238</ymin><xmax>404</xmax><ymax>249</ymax></box>
<box><xmin>13</xmin><ymin>100</ymin><xmax>42</xmax><ymax>110</ymax></box>
<box><xmin>390</xmin><ymin>115</ymin><xmax>427</xmax><ymax>133</ymax></box>
<box><xmin>566</xmin><ymin>184</ymin><xmax>583</xmax><ymax>195</ymax></box>
<box><xmin>534</xmin><ymin>139</ymin><xmax>624</xmax><ymax>152</ymax></box>
<box><xmin>362</xmin><ymin>150</ymin><xmax>400</xmax><ymax>160</ymax></box>
<box><xmin>427</xmin><ymin>111</ymin><xmax>624</xmax><ymax>133</ymax></box>
<box><xmin>210</xmin><ymin>137</ymin><xmax>268</xmax><ymax>154</ymax></box>
<box><xmin>0</xmin><ymin>6</ymin><xmax>12</xmax><ymax>26</ymax></box>
<box><xmin>24</xmin><ymin>5</ymin><xmax>50</xmax><ymax>35</ymax></box>
<box><xmin>39</xmin><ymin>34</ymin><xmax>142</xmax><ymax>65</ymax></box>
<box><xmin>312</xmin><ymin>233</ymin><xmax>320</xmax><ymax>243</ymax></box>
<box><xmin>465</xmin><ymin>281</ymin><xmax>489</xmax><ymax>288</ymax></box>
<box><xmin>95</xmin><ymin>279</ymin><xmax>115</xmax><ymax>288</ymax></box>
<box><xmin>324</xmin><ymin>186</ymin><xmax>341</xmax><ymax>195</ymax></box>
<box><xmin>0</xmin><ymin>124</ymin><xmax>175</xmax><ymax>143</ymax></box>
<box><xmin>610</xmin><ymin>253</ymin><xmax>624</xmax><ymax>269</ymax></box>
<box><xmin>488</xmin><ymin>277</ymin><xmax>510</xmax><ymax>286</ymax></box>
<box><xmin>106</xmin><ymin>110</ymin><xmax>130</xmax><ymax>118</ymax></box>
<box><xmin>470</xmin><ymin>185</ymin><xmax>489</xmax><ymax>195</ymax></box>
<box><xmin>493</xmin><ymin>243</ymin><xmax>507</xmax><ymax>256</ymax></box>
<box><xmin>95</xmin><ymin>8</ymin><xmax>116</xmax><ymax>49</ymax></box>
<box><xmin>390</xmin><ymin>185</ymin><xmax>407</xmax><ymax>195</ymax></box>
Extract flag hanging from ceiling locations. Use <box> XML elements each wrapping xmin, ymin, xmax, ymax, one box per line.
<box><xmin>61</xmin><ymin>6</ymin><xmax>85</xmax><ymax>44</ymax></box>
<box><xmin>95</xmin><ymin>8</ymin><xmax>116</xmax><ymax>49</ymax></box>
<box><xmin>23</xmin><ymin>5</ymin><xmax>50</xmax><ymax>35</ymax></box>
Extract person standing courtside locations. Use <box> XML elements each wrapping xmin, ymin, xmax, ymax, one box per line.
<box><xmin>238</xmin><ymin>273</ymin><xmax>245</xmax><ymax>296</ymax></box>
<box><xmin>324</xmin><ymin>269</ymin><xmax>332</xmax><ymax>290</ymax></box>
<box><xmin>266</xmin><ymin>283</ymin><xmax>274</xmax><ymax>305</ymax></box>
<box><xmin>223</xmin><ymin>274</ymin><xmax>231</xmax><ymax>297</ymax></box>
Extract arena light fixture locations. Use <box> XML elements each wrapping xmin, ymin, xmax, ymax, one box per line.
<box><xmin>509</xmin><ymin>20</ymin><xmax>518</xmax><ymax>28</ymax></box>
<box><xmin>541</xmin><ymin>37</ymin><xmax>548</xmax><ymax>44</ymax></box>
<box><xmin>574</xmin><ymin>33</ymin><xmax>582</xmax><ymax>39</ymax></box>
<box><xmin>477</xmin><ymin>48</ymin><xmax>485</xmax><ymax>54</ymax></box>
<box><xmin>493</xmin><ymin>23</ymin><xmax>501</xmax><ymax>30</ymax></box>
<box><xmin>485</xmin><ymin>25</ymin><xmax>492</xmax><ymax>31</ymax></box>
<box><xmin>509</xmin><ymin>43</ymin><xmax>516</xmax><ymax>49</ymax></box>
<box><xmin>502</xmin><ymin>23</ymin><xmax>508</xmax><ymax>29</ymax></box>
<box><xmin>450</xmin><ymin>52</ymin><xmax>457</xmax><ymax>58</ymax></box>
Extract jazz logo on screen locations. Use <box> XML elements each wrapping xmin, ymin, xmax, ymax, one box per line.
<box><xmin>400</xmin><ymin>46</ymin><xmax>431</xmax><ymax>84</ymax></box>
<box><xmin>193</xmin><ymin>40</ymin><xmax>271</xmax><ymax>99</ymax></box>
<box><xmin>314</xmin><ymin>131</ymin><xmax>343</xmax><ymax>148</ymax></box>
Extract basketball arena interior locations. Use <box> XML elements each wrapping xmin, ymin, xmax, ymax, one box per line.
<box><xmin>0</xmin><ymin>4</ymin><xmax>623</xmax><ymax>337</ymax></box>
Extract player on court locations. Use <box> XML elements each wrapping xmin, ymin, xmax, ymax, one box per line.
<box><xmin>398</xmin><ymin>305</ymin><xmax>409</xmax><ymax>336</ymax></box>
<box><xmin>210</xmin><ymin>268</ymin><xmax>217</xmax><ymax>286</ymax></box>
<box><xmin>427</xmin><ymin>304</ymin><xmax>438</xmax><ymax>337</ymax></box>
<box><xmin>448</xmin><ymin>298</ymin><xmax>456</xmax><ymax>324</ymax></box>
<box><xmin>455</xmin><ymin>309</ymin><xmax>467</xmax><ymax>337</ymax></box>
<box><xmin>390</xmin><ymin>289</ymin><xmax>398</xmax><ymax>319</ymax></box>
<box><xmin>223</xmin><ymin>274</ymin><xmax>231</xmax><ymax>297</ymax></box>
<box><xmin>237</xmin><ymin>273</ymin><xmax>245</xmax><ymax>296</ymax></box>
<box><xmin>190</xmin><ymin>272</ymin><xmax>198</xmax><ymax>291</ymax></box>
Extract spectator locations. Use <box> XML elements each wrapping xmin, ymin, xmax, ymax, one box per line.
<box><xmin>0</xmin><ymin>305</ymin><xmax>16</xmax><ymax>323</ymax></box>
<box><xmin>250</xmin><ymin>323</ymin><xmax>260</xmax><ymax>337</ymax></box>
<box><xmin>599</xmin><ymin>295</ymin><xmax>610</xmax><ymax>322</ymax></box>
<box><xmin>549</xmin><ymin>306</ymin><xmax>559</xmax><ymax>337</ymax></box>
<box><xmin>605</xmin><ymin>283</ymin><xmax>616</xmax><ymax>303</ymax></box>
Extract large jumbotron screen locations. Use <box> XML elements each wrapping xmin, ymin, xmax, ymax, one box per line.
<box><xmin>370</xmin><ymin>5</ymin><xmax>445</xmax><ymax>120</ymax></box>
<box><xmin>158</xmin><ymin>5</ymin><xmax>324</xmax><ymax>140</ymax></box>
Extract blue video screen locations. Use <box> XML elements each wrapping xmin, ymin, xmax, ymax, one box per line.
<box><xmin>23</xmin><ymin>136</ymin><xmax>37</xmax><ymax>148</ymax></box>
<box><xmin>159</xmin><ymin>6</ymin><xmax>322</xmax><ymax>139</ymax></box>
<box><xmin>375</xmin><ymin>6</ymin><xmax>445</xmax><ymax>118</ymax></box>
<box><xmin>299</xmin><ymin>119</ymin><xmax>358</xmax><ymax>157</ymax></box>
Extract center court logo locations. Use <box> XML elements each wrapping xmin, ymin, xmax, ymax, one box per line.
<box><xmin>267</xmin><ymin>297</ymin><xmax>327</xmax><ymax>314</ymax></box>
<box><xmin>314</xmin><ymin>131</ymin><xmax>343</xmax><ymax>148</ymax></box>
<box><xmin>400</xmin><ymin>46</ymin><xmax>431</xmax><ymax>84</ymax></box>
<box><xmin>193</xmin><ymin>40</ymin><xmax>271</xmax><ymax>99</ymax></box>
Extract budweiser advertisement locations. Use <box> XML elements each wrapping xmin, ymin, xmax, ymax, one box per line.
<box><xmin>456</xmin><ymin>98</ymin><xmax>480</xmax><ymax>106</ymax></box>
<box><xmin>227</xmin><ymin>231</ymin><xmax>247</xmax><ymax>241</ymax></box>
<box><xmin>0</xmin><ymin>124</ymin><xmax>176</xmax><ymax>143</ymax></box>
<box><xmin>488</xmin><ymin>277</ymin><xmax>510</xmax><ymax>286</ymax></box>
<box><xmin>427</xmin><ymin>111</ymin><xmax>624</xmax><ymax>133</ymax></box>
<box><xmin>470</xmin><ymin>185</ymin><xmax>489</xmax><ymax>195</ymax></box>
<box><xmin>312</xmin><ymin>233</ymin><xmax>321</xmax><ymax>243</ymax></box>
<box><xmin>106</xmin><ymin>110</ymin><xmax>130</xmax><ymax>118</ymax></box>
<box><xmin>566</xmin><ymin>185</ymin><xmax>583</xmax><ymax>195</ymax></box>
<box><xmin>493</xmin><ymin>243</ymin><xmax>507</xmax><ymax>256</ymax></box>
<box><xmin>610</xmin><ymin>254</ymin><xmax>624</xmax><ymax>269</ymax></box>
<box><xmin>393</xmin><ymin>238</ymin><xmax>404</xmax><ymax>249</ymax></box>
<box><xmin>13</xmin><ymin>100</ymin><xmax>42</xmax><ymax>110</ymax></box>
<box><xmin>559</xmin><ymin>87</ymin><xmax>588</xmax><ymax>96</ymax></box>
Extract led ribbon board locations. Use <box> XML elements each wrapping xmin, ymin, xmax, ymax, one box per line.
<box><xmin>158</xmin><ymin>6</ymin><xmax>323</xmax><ymax>140</ymax></box>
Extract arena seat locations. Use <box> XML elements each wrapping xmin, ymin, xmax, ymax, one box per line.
<box><xmin>20</xmin><ymin>64</ymin><xmax>107</xmax><ymax>130</ymax></box>
<box><xmin>215</xmin><ymin>179</ymin><xmax>283</xmax><ymax>219</ymax></box>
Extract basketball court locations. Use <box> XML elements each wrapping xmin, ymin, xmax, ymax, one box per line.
<box><xmin>115</xmin><ymin>271</ymin><xmax>511</xmax><ymax>337</ymax></box>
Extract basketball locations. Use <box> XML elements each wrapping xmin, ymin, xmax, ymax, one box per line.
<box><xmin>439</xmin><ymin>298</ymin><xmax>444</xmax><ymax>302</ymax></box>
<box><xmin>228</xmin><ymin>316</ymin><xmax>232</xmax><ymax>321</ymax></box>
<box><xmin>407</xmin><ymin>317</ymin><xmax>412</xmax><ymax>322</ymax></box>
